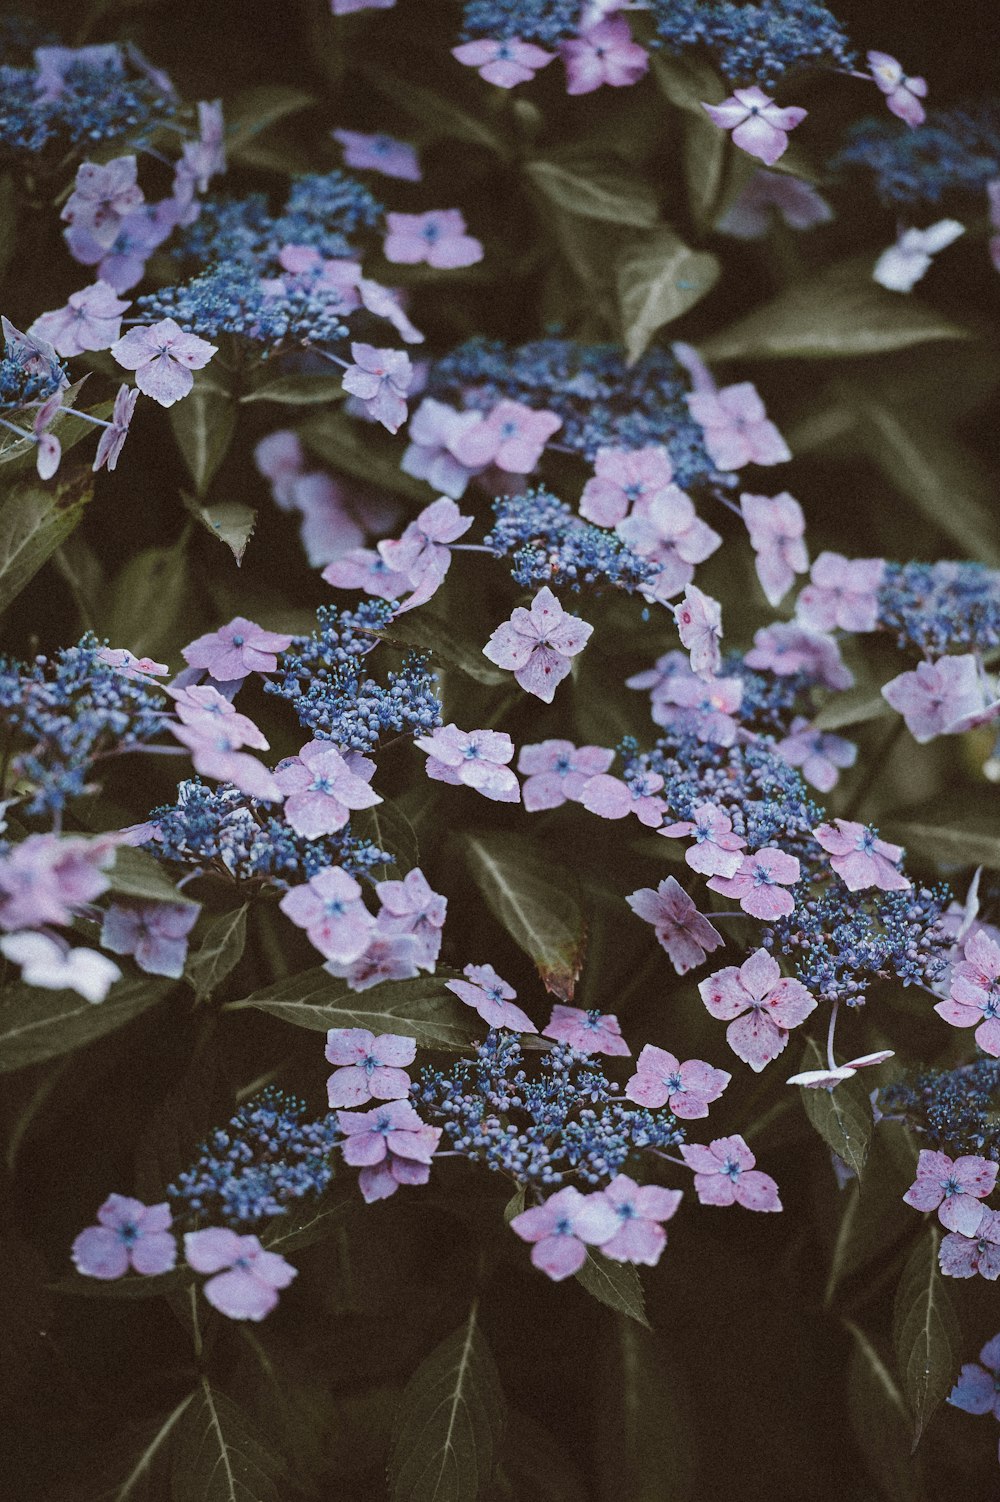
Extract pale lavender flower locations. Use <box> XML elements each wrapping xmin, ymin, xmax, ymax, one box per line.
<box><xmin>903</xmin><ymin>1149</ymin><xmax>997</xmax><ymax>1236</ymax></box>
<box><xmin>702</xmin><ymin>87</ymin><xmax>806</xmax><ymax>166</ymax></box>
<box><xmin>449</xmin><ymin>398</ymin><xmax>562</xmax><ymax>474</ymax></box>
<box><xmin>796</xmin><ymin>551</ymin><xmax>885</xmax><ymax>633</ymax></box>
<box><xmin>787</xmin><ymin>1049</ymin><xmax>894</xmax><ymax>1089</ymax></box>
<box><xmin>323</xmin><ymin>932</ymin><xmax>425</xmax><ymax>993</ymax></box>
<box><xmin>717</xmin><ymin>170</ymin><xmax>833</xmax><ymax>238</ymax></box>
<box><xmin>383</xmin><ymin>210</ymin><xmax>483</xmax><ymax>269</ymax></box>
<box><xmin>651</xmin><ymin>670</ymin><xmax>744</xmax><ymax>747</ymax></box>
<box><xmin>579</xmin><ymin>769</ymin><xmax>666</xmax><ymax>827</ymax></box>
<box><xmin>579</xmin><ymin>445</ymin><xmax>675</xmax><ymax>527</ymax></box>
<box><xmin>687</xmin><ymin>382</ymin><xmax>790</xmax><ymax>470</ymax></box>
<box><xmin>673</xmin><ymin>584</ymin><xmax>722</xmax><ymax>679</ymax></box>
<box><xmin>32</xmin><ymin>392</ymin><xmax>62</xmax><ymax>481</ymax></box>
<box><xmin>414</xmin><ymin>724</ymin><xmax>520</xmax><ymax>802</ymax></box>
<box><xmin>452</xmin><ymin>38</ymin><xmax>555</xmax><ymax>88</ymax></box>
<box><xmin>625</xmin><ymin>1045</ymin><xmax>731</xmax><ymax>1118</ymax></box>
<box><xmin>934</xmin><ymin>929</ymin><xmax>1000</xmax><ymax>1057</ymax></box>
<box><xmin>110</xmin><ymin>318</ymin><xmax>217</xmax><ymax>406</ymax></box>
<box><xmin>882</xmin><ymin>655</ymin><xmax>999</xmax><ymax>743</ymax></box>
<box><xmin>698</xmin><ymin>948</ymin><xmax>817</xmax><ymax>1072</ymax></box>
<box><xmin>626</xmin><ymin>875</ymin><xmax>724</xmax><ymax>974</ymax></box>
<box><xmin>0</xmin><ymin>931</ymin><xmax>121</xmax><ymax>1003</ymax></box>
<box><xmin>867</xmin><ymin>50</ymin><xmax>927</xmax><ymax>128</ymax></box>
<box><xmin>170</xmin><ymin>684</ymin><xmax>269</xmax><ymax>748</ymax></box>
<box><xmin>96</xmin><ymin>647</ymin><xmax>168</xmax><ymax>679</ymax></box>
<box><xmin>72</xmin><ymin>1196</ymin><xmax>176</xmax><ymax>1280</ymax></box>
<box><xmin>330</xmin><ymin>0</ymin><xmax>396</xmax><ymax>14</ymax></box>
<box><xmin>873</xmin><ymin>220</ymin><xmax>964</xmax><ymax>292</ymax></box>
<box><xmin>171</xmin><ymin>722</ymin><xmax>283</xmax><ymax>802</ymax></box>
<box><xmin>948</xmin><ymin>1334</ymin><xmax>1000</xmax><ymax>1418</ymax></box>
<box><xmin>66</xmin><ymin>203</ymin><xmax>175</xmax><ymax>294</ymax></box>
<box><xmin>182</xmin><ymin>616</ymin><xmax>292</xmax><ymax>681</ymax></box>
<box><xmin>483</xmin><ymin>586</ymin><xmax>593</xmax><ymax>703</ymax></box>
<box><xmin>374</xmin><ymin>867</ymin><xmax>446</xmax><ymax>967</ymax></box>
<box><xmin>325</xmin><ymin>1028</ymin><xmax>416</xmax><ymax>1107</ymax></box>
<box><xmin>740</xmin><ymin>491</ymin><xmax>808</xmax><ymax>606</ymax></box>
<box><xmin>707</xmin><ymin>848</ymin><xmax>800</xmax><ymax>921</ymax></box>
<box><xmin>333</xmin><ymin>128</ymin><xmax>421</xmax><ymax>180</ymax></box>
<box><xmin>510</xmin><ymin>1185</ymin><xmax>618</xmax><ymax>1279</ymax></box>
<box><xmin>0</xmin><ymin>834</ymin><xmax>113</xmax><ymax>931</ymax></box>
<box><xmin>939</xmin><ymin>1211</ymin><xmax>1000</xmax><ymax>1280</ymax></box>
<box><xmin>598</xmin><ymin>1175</ymin><xmax>683</xmax><ymax>1265</ymax></box>
<box><xmin>560</xmin><ymin>18</ymin><xmax>648</xmax><ymax>95</ymax></box>
<box><xmin>661</xmin><ymin>800</ymin><xmax>746</xmax><ymax>878</ymax></box>
<box><xmin>446</xmin><ymin>963</ymin><xmax>537</xmax><ymax>1032</ymax></box>
<box><xmin>744</xmin><ymin>622</ymin><xmax>853</xmax><ymax>689</ymax></box>
<box><xmin>29</xmin><ymin>281</ymin><xmax>130</xmax><ymax>357</ymax></box>
<box><xmin>378</xmin><ymin>494</ymin><xmax>473</xmax><ymax>608</ymax></box>
<box><xmin>543</xmin><ymin>1003</ymin><xmax>630</xmax><ymax>1056</ymax></box>
<box><xmin>517</xmin><ymin>740</ymin><xmax>614</xmax><ymax>811</ymax></box>
<box><xmin>274</xmin><ymin>741</ymin><xmax>381</xmax><ymax>838</ymax></box>
<box><xmin>400</xmin><ymin>398</ymin><xmax>484</xmax><ymax>498</ymax></box>
<box><xmin>93</xmin><ymin>384</ymin><xmax>139</xmax><ymax>472</ymax></box>
<box><xmin>279</xmin><ymin>866</ymin><xmax>376</xmax><ymax>963</ymax></box>
<box><xmin>617</xmin><ymin>488</ymin><xmax>721</xmax><ymax>602</ymax></box>
<box><xmin>184</xmin><ymin>1228</ymin><xmax>296</xmax><ymax>1321</ymax></box>
<box><xmin>774</xmin><ymin>717</ymin><xmax>856</xmax><ymax>793</ymax></box>
<box><xmin>100</xmin><ymin>900</ymin><xmax>200</xmax><ymax>979</ymax></box>
<box><xmin>341</xmin><ymin>343</ymin><xmax>412</xmax><ymax>434</ymax></box>
<box><xmin>322</xmin><ymin>547</ymin><xmax>413</xmax><ymax>600</ymax></box>
<box><xmin>338</xmin><ymin>1099</ymin><xmax>441</xmax><ymax>1204</ymax></box>
<box><xmin>814</xmin><ymin>819</ymin><xmax>910</xmax><ymax>893</ymax></box>
<box><xmin>62</xmin><ymin>157</ymin><xmax>145</xmax><ymax>249</ymax></box>
<box><xmin>681</xmin><ymin>1135</ymin><xmax>782</xmax><ymax>1210</ymax></box>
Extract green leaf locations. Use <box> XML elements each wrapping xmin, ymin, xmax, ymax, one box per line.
<box><xmin>171</xmin><ymin>1378</ymin><xmax>284</xmax><ymax>1502</ymax></box>
<box><xmin>892</xmin><ymin>1227</ymin><xmax>962</xmax><ymax>1447</ymax></box>
<box><xmin>812</xmin><ymin>685</ymin><xmax>893</xmax><ymax>732</ymax></box>
<box><xmin>134</xmin><ymin>1043</ymin><xmax>233</xmax><ymax>1202</ymax></box>
<box><xmin>0</xmin><ymin>976</ymin><xmax>167</xmax><ymax>1074</ymax></box>
<box><xmin>0</xmin><ymin>469</ymin><xmax>93</xmax><ymax>616</ymax></box>
<box><xmin>0</xmin><ymin>380</ymin><xmax>103</xmax><ymax>471</ymax></box>
<box><xmin>299</xmin><ymin>409</ymin><xmax>431</xmax><ymax>501</ymax></box>
<box><xmin>503</xmin><ymin>1185</ymin><xmax>526</xmax><ymax>1226</ymax></box>
<box><xmin>463</xmin><ymin>832</ymin><xmax>586</xmax><ymax>1001</ymax></box>
<box><xmin>388</xmin><ymin>1303</ymin><xmax>507</xmax><ymax>1502</ymax></box>
<box><xmin>184</xmin><ymin>906</ymin><xmax>249</xmax><ymax>1002</ymax></box>
<box><xmin>525</xmin><ymin>160</ymin><xmax>659</xmax><ymax>228</ymax></box>
<box><xmin>182</xmin><ymin>493</ymin><xmax>257</xmax><ymax>565</ymax></box>
<box><xmin>575</xmin><ymin>1250</ymin><xmax>650</xmax><ymax>1328</ymax></box>
<box><xmin>224</xmin><ymin>84</ymin><xmax>315</xmax><ymax>154</ymax></box>
<box><xmin>103</xmin><ymin>1396</ymin><xmax>196</xmax><ymax>1502</ymax></box>
<box><xmin>595</xmin><ymin>1319</ymin><xmax>694</xmax><ymax>1502</ymax></box>
<box><xmin>260</xmin><ymin>1184</ymin><xmax>355</xmax><ymax>1255</ymax></box>
<box><xmin>350</xmin><ymin>800</ymin><xmax>421</xmax><ymax>875</ymax></box>
<box><xmin>495</xmin><ymin>1410</ymin><xmax>588</xmax><ymax>1502</ymax></box>
<box><xmin>699</xmin><ymin>263</ymin><xmax>970</xmax><ymax>362</ymax></box>
<box><xmin>99</xmin><ymin>539</ymin><xmax>191</xmax><ymax>660</ymax></box>
<box><xmin>169</xmin><ymin>373</ymin><xmax>237</xmax><ymax>496</ymax></box>
<box><xmin>846</xmin><ymin>1323</ymin><xmax>927</xmax><ymax>1502</ymax></box>
<box><xmin>109</xmin><ymin>847</ymin><xmax>199</xmax><ymax>907</ymax></box>
<box><xmin>360</xmin><ymin>67</ymin><xmax>508</xmax><ymax>157</ymax></box>
<box><xmin>615</xmin><ymin>227</ymin><xmax>720</xmax><ymax>364</ymax></box>
<box><xmin>651</xmin><ymin>54</ymin><xmax>729</xmax><ymax>231</ymax></box>
<box><xmin>881</xmin><ymin>800</ymin><xmax>1000</xmax><ymax>869</ymax></box>
<box><xmin>239</xmin><ymin>374</ymin><xmax>348</xmax><ymax>406</ymax></box>
<box><xmin>371</xmin><ymin>608</ymin><xmax>508</xmax><ymax>686</ymax></box>
<box><xmin>823</xmin><ymin>1131</ymin><xmax>914</xmax><ymax>1308</ymax></box>
<box><xmin>797</xmin><ymin>1037</ymin><xmax>872</xmax><ymax>1178</ymax></box>
<box><xmin>227</xmin><ymin>971</ymin><xmax>481</xmax><ymax>1049</ymax></box>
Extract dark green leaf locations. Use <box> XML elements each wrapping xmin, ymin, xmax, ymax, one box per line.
<box><xmin>227</xmin><ymin>971</ymin><xmax>481</xmax><ymax>1049</ymax></box>
<box><xmin>595</xmin><ymin>1319</ymin><xmax>694</xmax><ymax>1502</ymax></box>
<box><xmin>99</xmin><ymin>539</ymin><xmax>191</xmax><ymax>660</ymax></box>
<box><xmin>463</xmin><ymin>832</ymin><xmax>586</xmax><ymax>1001</ymax></box>
<box><xmin>371</xmin><ymin>608</ymin><xmax>508</xmax><ymax>685</ymax></box>
<box><xmin>503</xmin><ymin>1185</ymin><xmax>526</xmax><ymax>1226</ymax></box>
<box><xmin>651</xmin><ymin>55</ymin><xmax>730</xmax><ymax>231</ymax></box>
<box><xmin>96</xmin><ymin>1395</ymin><xmax>196</xmax><ymax>1502</ymax></box>
<box><xmin>299</xmin><ymin>409</ymin><xmax>431</xmax><ymax>501</ymax></box>
<box><xmin>360</xmin><ymin>68</ymin><xmax>507</xmax><ymax>157</ymax></box>
<box><xmin>575</xmin><ymin>1250</ymin><xmax>650</xmax><ymax>1328</ymax></box>
<box><xmin>170</xmin><ymin>1379</ymin><xmax>284</xmax><ymax>1502</ymax></box>
<box><xmin>892</xmin><ymin>1227</ymin><xmax>962</xmax><ymax>1447</ymax></box>
<box><xmin>184</xmin><ymin>905</ymin><xmax>249</xmax><ymax>1002</ymax></box>
<box><xmin>0</xmin><ymin>173</ymin><xmax>17</xmax><ymax>287</ymax></box>
<box><xmin>525</xmin><ymin>160</ymin><xmax>659</xmax><ymax>228</ymax></box>
<box><xmin>0</xmin><ymin>976</ymin><xmax>168</xmax><ymax>1074</ymax></box>
<box><xmin>134</xmin><ymin>1043</ymin><xmax>233</xmax><ymax>1202</ymax></box>
<box><xmin>797</xmin><ymin>1038</ymin><xmax>872</xmax><ymax>1178</ymax></box>
<box><xmin>881</xmin><ymin>800</ymin><xmax>1000</xmax><ymax>869</ymax></box>
<box><xmin>824</xmin><ymin>1130</ymin><xmax>914</xmax><ymax>1307</ymax></box>
<box><xmin>109</xmin><ymin>847</ymin><xmax>199</xmax><ymax>908</ymax></box>
<box><xmin>350</xmin><ymin>801</ymin><xmax>421</xmax><ymax>875</ymax></box>
<box><xmin>616</xmin><ymin>227</ymin><xmax>720</xmax><ymax>364</ymax></box>
<box><xmin>182</xmin><ymin>493</ymin><xmax>257</xmax><ymax>565</ymax></box>
<box><xmin>494</xmin><ymin>1411</ymin><xmax>588</xmax><ymax>1502</ymax></box>
<box><xmin>239</xmin><ymin>374</ymin><xmax>348</xmax><ymax>406</ymax></box>
<box><xmin>388</xmin><ymin>1303</ymin><xmax>507</xmax><ymax>1502</ymax></box>
<box><xmin>812</xmin><ymin>686</ymin><xmax>893</xmax><ymax>732</ymax></box>
<box><xmin>0</xmin><ymin>469</ymin><xmax>93</xmax><ymax>616</ymax></box>
<box><xmin>169</xmin><ymin>373</ymin><xmax>237</xmax><ymax>496</ymax></box>
<box><xmin>260</xmin><ymin>1184</ymin><xmax>355</xmax><ymax>1255</ymax></box>
<box><xmin>224</xmin><ymin>85</ymin><xmax>315</xmax><ymax>154</ymax></box>
<box><xmin>846</xmin><ymin>1323</ymin><xmax>927</xmax><ymax>1502</ymax></box>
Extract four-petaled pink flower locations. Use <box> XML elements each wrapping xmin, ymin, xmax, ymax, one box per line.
<box><xmin>72</xmin><ymin>1195</ymin><xmax>176</xmax><ymax>1280</ymax></box>
<box><xmin>332</xmin><ymin>128</ymin><xmax>421</xmax><ymax>181</ymax></box>
<box><xmin>626</xmin><ymin>875</ymin><xmax>724</xmax><ymax>975</ymax></box>
<box><xmin>446</xmin><ymin>962</ymin><xmax>537</xmax><ymax>1033</ymax></box>
<box><xmin>172</xmin><ymin>720</ymin><xmax>283</xmax><ymax>801</ymax></box>
<box><xmin>560</xmin><ymin>18</ymin><xmax>648</xmax><ymax>96</ymax></box>
<box><xmin>597</xmin><ymin>1175</ymin><xmax>683</xmax><ymax>1266</ymax></box>
<box><xmin>682</xmin><ymin>1135</ymin><xmax>782</xmax><ymax>1210</ymax></box>
<box><xmin>903</xmin><ymin>1149</ymin><xmax>998</xmax><ymax>1236</ymax></box>
<box><xmin>415</xmin><ymin>724</ymin><xmax>520</xmax><ymax>802</ymax></box>
<box><xmin>939</xmin><ymin>1210</ymin><xmax>1000</xmax><ymax>1281</ymax></box>
<box><xmin>30</xmin><ymin>280</ymin><xmax>130</xmax><ymax>358</ymax></box>
<box><xmin>718</xmin><ymin>169</ymin><xmax>833</xmax><ymax>239</ymax></box>
<box><xmin>452</xmin><ymin>37</ymin><xmax>554</xmax><ymax>88</ymax></box>
<box><xmin>450</xmin><ymin>399</ymin><xmax>562</xmax><ymax>474</ymax></box>
<box><xmin>400</xmin><ymin>398</ymin><xmax>484</xmax><ymax>499</ymax></box>
<box><xmin>796</xmin><ymin>552</ymin><xmax>885</xmax><ymax>634</ymax></box>
<box><xmin>100</xmin><ymin>900</ymin><xmax>200</xmax><ymax>979</ymax></box>
<box><xmin>650</xmin><ymin>667</ymin><xmax>744</xmax><ymax>748</ymax></box>
<box><xmin>935</xmin><ymin>929</ymin><xmax>1000</xmax><ymax>1057</ymax></box>
<box><xmin>510</xmin><ymin>1184</ymin><xmax>619</xmax><ymax>1279</ymax></box>
<box><xmin>867</xmin><ymin>50</ymin><xmax>927</xmax><ymax>128</ymax></box>
<box><xmin>379</xmin><ymin>495</ymin><xmax>473</xmax><ymax>610</ymax></box>
<box><xmin>687</xmin><ymin>382</ymin><xmax>791</xmax><ymax>471</ymax></box>
<box><xmin>542</xmin><ymin>1004</ymin><xmax>630</xmax><ymax>1056</ymax></box>
<box><xmin>580</xmin><ymin>769</ymin><xmax>666</xmax><ymax>827</ymax></box>
<box><xmin>182</xmin><ymin>615</ymin><xmax>292</xmax><ymax>681</ymax></box>
<box><xmin>383</xmin><ymin>210</ymin><xmax>483</xmax><ymax>269</ymax></box>
<box><xmin>274</xmin><ymin>741</ymin><xmax>381</xmax><ymax>839</ymax></box>
<box><xmin>775</xmin><ymin>716</ymin><xmax>857</xmax><ymax>794</ymax></box>
<box><xmin>337</xmin><ymin>1099</ymin><xmax>442</xmax><ymax>1203</ymax></box>
<box><xmin>698</xmin><ymin>948</ymin><xmax>817</xmax><ymax>1072</ymax></box>
<box><xmin>882</xmin><ymin>655</ymin><xmax>1000</xmax><ymax>744</ymax></box>
<box><xmin>170</xmin><ymin>683</ymin><xmax>268</xmax><ymax>748</ymax></box>
<box><xmin>661</xmin><ymin>800</ymin><xmax>746</xmax><ymax>879</ymax></box>
<box><xmin>625</xmin><ymin>1045</ymin><xmax>731</xmax><ymax>1119</ymax></box>
<box><xmin>325</xmin><ymin>1027</ymin><xmax>416</xmax><ymax>1107</ymax></box>
<box><xmin>323</xmin><ymin>547</ymin><xmax>414</xmax><ymax>601</ymax></box>
<box><xmin>744</xmin><ymin>622</ymin><xmax>853</xmax><ymax>690</ymax></box>
<box><xmin>324</xmin><ymin>933</ymin><xmax>424</xmax><ymax>993</ymax></box>
<box><xmin>279</xmin><ymin>866</ymin><xmax>376</xmax><ymax>962</ymax></box>
<box><xmin>62</xmin><ymin>156</ymin><xmax>145</xmax><ymax>248</ymax></box>
<box><xmin>110</xmin><ymin>317</ymin><xmax>216</xmax><ymax>407</ymax></box>
<box><xmin>483</xmin><ymin>586</ymin><xmax>593</xmax><ymax>703</ymax></box>
<box><xmin>702</xmin><ymin>87</ymin><xmax>806</xmax><ymax>167</ymax></box>
<box><xmin>517</xmin><ymin>739</ymin><xmax>614</xmax><ymax>811</ymax></box>
<box><xmin>948</xmin><ymin>1334</ymin><xmax>1000</xmax><ymax>1418</ymax></box>
<box><xmin>618</xmin><ymin>489</ymin><xmax>722</xmax><ymax>602</ymax></box>
<box><xmin>740</xmin><ymin>491</ymin><xmax>808</xmax><ymax>607</ymax></box>
<box><xmin>673</xmin><ymin>584</ymin><xmax>722</xmax><ymax>679</ymax></box>
<box><xmin>93</xmin><ymin>384</ymin><xmax>139</xmax><ymax>472</ymax></box>
<box><xmin>184</xmin><ymin>1228</ymin><xmax>296</xmax><ymax>1321</ymax></box>
<box><xmin>707</xmin><ymin>847</ymin><xmax>801</xmax><ymax>920</ymax></box>
<box><xmin>814</xmin><ymin>819</ymin><xmax>910</xmax><ymax>893</ymax></box>
<box><xmin>374</xmin><ymin>867</ymin><xmax>447</xmax><ymax>967</ymax></box>
<box><xmin>579</xmin><ymin>445</ymin><xmax>675</xmax><ymax>527</ymax></box>
<box><xmin>341</xmin><ymin>342</ymin><xmax>412</xmax><ymax>434</ymax></box>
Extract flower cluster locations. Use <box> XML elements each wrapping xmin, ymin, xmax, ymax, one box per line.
<box><xmin>651</xmin><ymin>0</ymin><xmax>855</xmax><ymax>89</ymax></box>
<box><xmin>834</xmin><ymin>100</ymin><xmax>1000</xmax><ymax>207</ymax></box>
<box><xmin>484</xmin><ymin>487</ymin><xmax>660</xmax><ymax>593</ymax></box>
<box><xmin>0</xmin><ymin>39</ymin><xmax>176</xmax><ymax>154</ymax></box>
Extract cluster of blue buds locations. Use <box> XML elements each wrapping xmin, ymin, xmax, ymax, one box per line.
<box><xmin>877</xmin><ymin>561</ymin><xmax>1000</xmax><ymax>657</ymax></box>
<box><xmin>879</xmin><ymin>1058</ymin><xmax>1000</xmax><ymax>1161</ymax></box>
<box><xmin>485</xmin><ymin>487</ymin><xmax>659</xmax><ymax>593</ymax></box>
<box><xmin>0</xmin><ymin>39</ymin><xmax>175</xmax><ymax>155</ymax></box>
<box><xmin>834</xmin><ymin>101</ymin><xmax>1000</xmax><ymax>207</ymax></box>
<box><xmin>651</xmin><ymin>0</ymin><xmax>856</xmax><ymax>89</ymax></box>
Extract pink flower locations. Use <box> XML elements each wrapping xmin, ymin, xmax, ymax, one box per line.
<box><xmin>774</xmin><ymin>717</ymin><xmax>857</xmax><ymax>793</ymax></box>
<box><xmin>184</xmin><ymin>1228</ymin><xmax>296</xmax><ymax>1320</ymax></box>
<box><xmin>32</xmin><ymin>392</ymin><xmax>62</xmax><ymax>480</ymax></box>
<box><xmin>110</xmin><ymin>317</ymin><xmax>216</xmax><ymax>407</ymax></box>
<box><xmin>560</xmin><ymin>18</ymin><xmax>648</xmax><ymax>96</ymax></box>
<box><xmin>542</xmin><ymin>1003</ymin><xmax>630</xmax><ymax>1056</ymax></box>
<box><xmin>66</xmin><ymin>203</ymin><xmax>174</xmax><ymax>294</ymax></box>
<box><xmin>379</xmin><ymin>494</ymin><xmax>473</xmax><ymax>610</ymax></box>
<box><xmin>170</xmin><ymin>683</ymin><xmax>268</xmax><ymax>748</ymax></box>
<box><xmin>672</xmin><ymin>584</ymin><xmax>722</xmax><ymax>679</ymax></box>
<box><xmin>625</xmin><ymin>1045</ymin><xmax>731</xmax><ymax>1118</ymax></box>
<box><xmin>939</xmin><ymin>1211</ymin><xmax>1000</xmax><ymax>1280</ymax></box>
<box><xmin>341</xmin><ymin>343</ymin><xmax>412</xmax><ymax>433</ymax></box>
<box><xmin>449</xmin><ymin>399</ymin><xmax>562</xmax><ymax>474</ymax></box>
<box><xmin>617</xmin><ymin>488</ymin><xmax>721</xmax><ymax>602</ymax></box>
<box><xmin>325</xmin><ymin>1027</ymin><xmax>416</xmax><ymax>1107</ymax></box>
<box><xmin>882</xmin><ymin>655</ymin><xmax>1000</xmax><ymax>744</ymax></box>
<box><xmin>285</xmin><ymin>471</ymin><xmax>365</xmax><ymax>568</ymax></box>
<box><xmin>401</xmin><ymin>398</ymin><xmax>484</xmax><ymax>499</ymax></box>
<box><xmin>1</xmin><ymin>931</ymin><xmax>120</xmax><ymax>1001</ymax></box>
<box><xmin>0</xmin><ymin>833</ymin><xmax>113</xmax><ymax>931</ymax></box>
<box><xmin>873</xmin><ymin>219</ymin><xmax>964</xmax><ymax>293</ymax></box>
<box><xmin>446</xmin><ymin>962</ymin><xmax>537</xmax><ymax>1033</ymax></box>
<box><xmin>374</xmin><ymin>867</ymin><xmax>447</xmax><ymax>968</ymax></box>
<box><xmin>72</xmin><ymin>1196</ymin><xmax>176</xmax><ymax>1280</ymax></box>
<box><xmin>740</xmin><ymin>491</ymin><xmax>808</xmax><ymax>607</ymax></box>
<box><xmin>698</xmin><ymin>948</ymin><xmax>816</xmax><ymax>1071</ymax></box>
<box><xmin>902</xmin><ymin>1149</ymin><xmax>997</xmax><ymax>1236</ymax></box>
<box><xmin>814</xmin><ymin>819</ymin><xmax>910</xmax><ymax>893</ymax></box>
<box><xmin>707</xmin><ymin>848</ymin><xmax>801</xmax><ymax>920</ymax></box>
<box><xmin>948</xmin><ymin>1334</ymin><xmax>1000</xmax><ymax>1417</ymax></box>
<box><xmin>626</xmin><ymin>875</ymin><xmax>725</xmax><ymax>974</ymax></box>
<box><xmin>254</xmin><ymin>431</ymin><xmax>304</xmax><ymax>506</ymax></box>
<box><xmin>787</xmin><ymin>1050</ymin><xmax>894</xmax><ymax>1090</ymax></box>
<box><xmin>323</xmin><ymin>547</ymin><xmax>414</xmax><ymax>601</ymax></box>
<box><xmin>337</xmin><ymin>1099</ymin><xmax>441</xmax><ymax>1203</ymax></box>
<box><xmin>597</xmin><ymin>1175</ymin><xmax>683</xmax><ymax>1265</ymax></box>
<box><xmin>661</xmin><ymin>801</ymin><xmax>746</xmax><ymax>878</ymax></box>
<box><xmin>100</xmin><ymin>900</ymin><xmax>199</xmax><ymax>979</ymax></box>
<box><xmin>174</xmin><ymin>100</ymin><xmax>226</xmax><ymax>197</ymax></box>
<box><xmin>414</xmin><ymin>724</ymin><xmax>520</xmax><ymax>802</ymax></box>
<box><xmin>580</xmin><ymin>769</ymin><xmax>666</xmax><ymax>827</ymax></box>
<box><xmin>274</xmin><ymin>741</ymin><xmax>381</xmax><ymax>838</ymax></box>
<box><xmin>332</xmin><ymin>128</ymin><xmax>421</xmax><ymax>181</ymax></box>
<box><xmin>62</xmin><ymin>156</ymin><xmax>144</xmax><ymax>249</ymax></box>
<box><xmin>331</xmin><ymin>0</ymin><xmax>396</xmax><ymax>12</ymax></box>
<box><xmin>681</xmin><ymin>1135</ymin><xmax>782</xmax><ymax>1210</ymax></box>
<box><xmin>29</xmin><ymin>280</ymin><xmax>130</xmax><ymax>357</ymax></box>
<box><xmin>686</xmin><ymin>382</ymin><xmax>790</xmax><ymax>471</ymax></box>
<box><xmin>517</xmin><ymin>739</ymin><xmax>614</xmax><ymax>811</ymax></box>
<box><xmin>867</xmin><ymin>50</ymin><xmax>927</xmax><ymax>128</ymax></box>
<box><xmin>483</xmin><ymin>586</ymin><xmax>593</xmax><ymax>703</ymax></box>
<box><xmin>935</xmin><ymin>929</ymin><xmax>1000</xmax><ymax>1057</ymax></box>
<box><xmin>510</xmin><ymin>1185</ymin><xmax>618</xmax><ymax>1279</ymax></box>
<box><xmin>579</xmin><ymin>445</ymin><xmax>674</xmax><ymax>527</ymax></box>
<box><xmin>171</xmin><ymin>721</ymin><xmax>282</xmax><ymax>802</ymax></box>
<box><xmin>324</xmin><ymin>933</ymin><xmax>425</xmax><ymax>993</ymax></box>
<box><xmin>97</xmin><ymin>646</ymin><xmax>168</xmax><ymax>680</ymax></box>
<box><xmin>744</xmin><ymin>622</ymin><xmax>853</xmax><ymax>690</ymax></box>
<box><xmin>279</xmin><ymin>866</ymin><xmax>376</xmax><ymax>963</ymax></box>
<box><xmin>702</xmin><ymin>87</ymin><xmax>806</xmax><ymax>167</ymax></box>
<box><xmin>718</xmin><ymin>169</ymin><xmax>833</xmax><ymax>239</ymax></box>
<box><xmin>796</xmin><ymin>551</ymin><xmax>885</xmax><ymax>634</ymax></box>
<box><xmin>93</xmin><ymin>384</ymin><xmax>139</xmax><ymax>472</ymax></box>
<box><xmin>383</xmin><ymin>210</ymin><xmax>483</xmax><ymax>269</ymax></box>
<box><xmin>652</xmin><ymin>670</ymin><xmax>744</xmax><ymax>747</ymax></box>
<box><xmin>182</xmin><ymin>616</ymin><xmax>292</xmax><ymax>681</ymax></box>
<box><xmin>452</xmin><ymin>38</ymin><xmax>555</xmax><ymax>88</ymax></box>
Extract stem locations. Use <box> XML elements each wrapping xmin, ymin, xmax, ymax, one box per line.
<box><xmin>826</xmin><ymin>999</ymin><xmax>840</xmax><ymax>1072</ymax></box>
<box><xmin>647</xmin><ymin>1147</ymin><xmax>689</xmax><ymax>1170</ymax></box>
<box><xmin>189</xmin><ymin>1285</ymin><xmax>202</xmax><ymax>1361</ymax></box>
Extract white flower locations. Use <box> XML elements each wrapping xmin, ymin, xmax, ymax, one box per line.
<box><xmin>0</xmin><ymin>931</ymin><xmax>121</xmax><ymax>1003</ymax></box>
<box><xmin>873</xmin><ymin>219</ymin><xmax>965</xmax><ymax>292</ymax></box>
